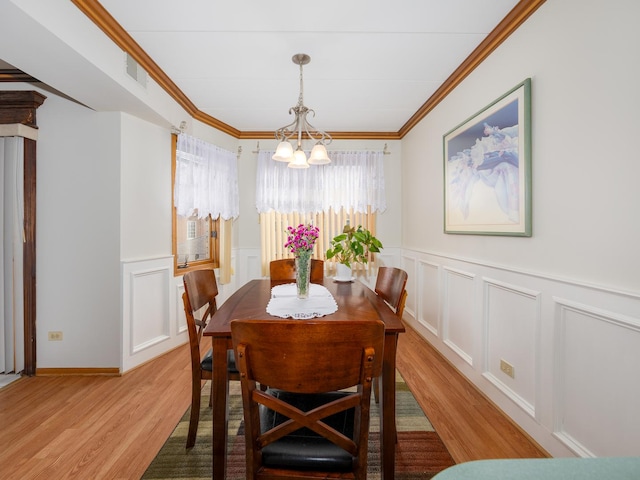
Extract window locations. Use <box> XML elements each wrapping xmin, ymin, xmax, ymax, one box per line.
<box><xmin>172</xmin><ymin>135</ymin><xmax>219</xmax><ymax>274</ymax></box>
<box><xmin>175</xmin><ymin>213</ymin><xmax>217</xmax><ymax>267</ymax></box>
<box><xmin>255</xmin><ymin>149</ymin><xmax>386</xmax><ymax>276</ymax></box>
<box><xmin>259</xmin><ymin>208</ymin><xmax>377</xmax><ymax>277</ymax></box>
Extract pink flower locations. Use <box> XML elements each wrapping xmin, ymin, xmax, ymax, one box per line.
<box><xmin>285</xmin><ymin>224</ymin><xmax>320</xmax><ymax>255</ymax></box>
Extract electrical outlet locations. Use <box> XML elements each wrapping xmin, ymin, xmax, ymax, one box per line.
<box><xmin>500</xmin><ymin>359</ymin><xmax>514</xmax><ymax>378</ymax></box>
<box><xmin>48</xmin><ymin>331</ymin><xmax>63</xmax><ymax>341</ymax></box>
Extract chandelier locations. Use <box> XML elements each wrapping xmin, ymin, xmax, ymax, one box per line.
<box><xmin>272</xmin><ymin>53</ymin><xmax>332</xmax><ymax>168</ymax></box>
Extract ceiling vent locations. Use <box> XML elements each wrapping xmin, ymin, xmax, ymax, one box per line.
<box><xmin>125</xmin><ymin>53</ymin><xmax>148</xmax><ymax>88</ymax></box>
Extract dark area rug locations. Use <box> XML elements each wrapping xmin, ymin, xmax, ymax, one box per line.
<box><xmin>143</xmin><ymin>371</ymin><xmax>454</xmax><ymax>479</ymax></box>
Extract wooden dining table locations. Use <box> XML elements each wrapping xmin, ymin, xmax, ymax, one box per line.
<box><xmin>203</xmin><ymin>277</ymin><xmax>405</xmax><ymax>480</ymax></box>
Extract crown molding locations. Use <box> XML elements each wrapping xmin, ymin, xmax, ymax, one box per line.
<box><xmin>71</xmin><ymin>0</ymin><xmax>240</xmax><ymax>138</ymax></box>
<box><xmin>72</xmin><ymin>0</ymin><xmax>545</xmax><ymax>141</ymax></box>
<box><xmin>0</xmin><ymin>69</ymin><xmax>40</xmax><ymax>83</ymax></box>
<box><xmin>399</xmin><ymin>0</ymin><xmax>546</xmax><ymax>137</ymax></box>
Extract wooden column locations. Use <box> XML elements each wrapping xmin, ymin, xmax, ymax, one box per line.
<box><xmin>0</xmin><ymin>90</ymin><xmax>46</xmax><ymax>376</ymax></box>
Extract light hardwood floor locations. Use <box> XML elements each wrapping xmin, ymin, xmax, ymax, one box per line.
<box><xmin>0</xmin><ymin>324</ymin><xmax>547</xmax><ymax>480</ymax></box>
<box><xmin>396</xmin><ymin>325</ymin><xmax>548</xmax><ymax>462</ymax></box>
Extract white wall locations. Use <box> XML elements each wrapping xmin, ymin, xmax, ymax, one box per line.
<box><xmin>120</xmin><ymin>114</ymin><xmax>172</xmax><ymax>260</ymax></box>
<box><xmin>33</xmin><ymin>86</ymin><xmax>121</xmax><ymax>368</ymax></box>
<box><xmin>1</xmin><ymin>84</ymin><xmax>192</xmax><ymax>371</ymax></box>
<box><xmin>401</xmin><ymin>0</ymin><xmax>640</xmax><ymax>458</ymax></box>
<box><xmin>119</xmin><ymin>114</ymin><xmax>181</xmax><ymax>371</ymax></box>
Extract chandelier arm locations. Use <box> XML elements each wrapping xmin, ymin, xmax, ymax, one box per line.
<box><xmin>274</xmin><ymin>114</ymin><xmax>299</xmax><ymax>141</ymax></box>
<box><xmin>301</xmin><ymin>111</ymin><xmax>333</xmax><ymax>145</ymax></box>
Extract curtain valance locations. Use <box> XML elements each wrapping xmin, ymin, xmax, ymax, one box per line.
<box><xmin>255</xmin><ymin>150</ymin><xmax>386</xmax><ymax>214</ymax></box>
<box><xmin>174</xmin><ymin>134</ymin><xmax>239</xmax><ymax>220</ymax></box>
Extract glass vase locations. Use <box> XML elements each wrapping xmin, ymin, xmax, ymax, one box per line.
<box><xmin>295</xmin><ymin>251</ymin><xmax>312</xmax><ymax>299</ymax></box>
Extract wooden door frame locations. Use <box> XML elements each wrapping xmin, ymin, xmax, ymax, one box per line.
<box><xmin>0</xmin><ymin>90</ymin><xmax>46</xmax><ymax>376</ymax></box>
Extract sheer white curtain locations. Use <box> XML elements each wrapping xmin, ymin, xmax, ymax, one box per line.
<box><xmin>255</xmin><ymin>150</ymin><xmax>386</xmax><ymax>214</ymax></box>
<box><xmin>174</xmin><ymin>134</ymin><xmax>239</xmax><ymax>220</ymax></box>
<box><xmin>256</xmin><ymin>149</ymin><xmax>386</xmax><ymax>276</ymax></box>
<box><xmin>1</xmin><ymin>137</ymin><xmax>25</xmax><ymax>375</ymax></box>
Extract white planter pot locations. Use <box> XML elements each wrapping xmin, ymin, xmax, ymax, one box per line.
<box><xmin>335</xmin><ymin>263</ymin><xmax>353</xmax><ymax>281</ymax></box>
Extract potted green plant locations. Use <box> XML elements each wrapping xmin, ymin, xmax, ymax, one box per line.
<box><xmin>326</xmin><ymin>224</ymin><xmax>383</xmax><ymax>281</ymax></box>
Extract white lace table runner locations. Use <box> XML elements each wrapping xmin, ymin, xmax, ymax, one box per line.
<box><xmin>267</xmin><ymin>283</ymin><xmax>338</xmax><ymax>319</ymax></box>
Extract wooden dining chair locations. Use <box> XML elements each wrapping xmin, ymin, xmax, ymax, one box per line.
<box><xmin>231</xmin><ymin>318</ymin><xmax>385</xmax><ymax>480</ymax></box>
<box><xmin>269</xmin><ymin>258</ymin><xmax>325</xmax><ymax>284</ymax></box>
<box><xmin>182</xmin><ymin>269</ymin><xmax>240</xmax><ymax>449</ymax></box>
<box><xmin>373</xmin><ymin>266</ymin><xmax>408</xmax><ymax>404</ymax></box>
<box><xmin>375</xmin><ymin>266</ymin><xmax>408</xmax><ymax>318</ymax></box>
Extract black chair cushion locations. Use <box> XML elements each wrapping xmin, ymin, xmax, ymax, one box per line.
<box><xmin>201</xmin><ymin>349</ymin><xmax>239</xmax><ymax>374</ymax></box>
<box><xmin>259</xmin><ymin>389</ymin><xmax>355</xmax><ymax>471</ymax></box>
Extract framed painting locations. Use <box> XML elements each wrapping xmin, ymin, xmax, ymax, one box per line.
<box><xmin>443</xmin><ymin>78</ymin><xmax>531</xmax><ymax>236</ymax></box>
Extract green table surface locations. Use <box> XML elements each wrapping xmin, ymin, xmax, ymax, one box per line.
<box><xmin>432</xmin><ymin>458</ymin><xmax>640</xmax><ymax>480</ymax></box>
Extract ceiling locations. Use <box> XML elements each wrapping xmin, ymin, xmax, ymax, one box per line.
<box><xmin>2</xmin><ymin>0</ymin><xmax>543</xmax><ymax>139</ymax></box>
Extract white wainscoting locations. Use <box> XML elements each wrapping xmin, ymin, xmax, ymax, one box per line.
<box><xmin>401</xmin><ymin>248</ymin><xmax>640</xmax><ymax>459</ymax></box>
<box><xmin>122</xmin><ymin>256</ymin><xmax>185</xmax><ymax>372</ymax></box>
<box><xmin>483</xmin><ymin>278</ymin><xmax>540</xmax><ymax>419</ymax></box>
<box><xmin>442</xmin><ymin>267</ymin><xmax>476</xmax><ymax>367</ymax></box>
<box><xmin>235</xmin><ymin>248</ymin><xmax>263</xmax><ymax>287</ymax></box>
<box><xmin>121</xmin><ymin>251</ymin><xmax>259</xmax><ymax>373</ymax></box>
<box><xmin>553</xmin><ymin>298</ymin><xmax>640</xmax><ymax>457</ymax></box>
<box><xmin>121</xmin><ymin>248</ymin><xmax>640</xmax><ymax>458</ymax></box>
<box><xmin>417</xmin><ymin>260</ymin><xmax>440</xmax><ymax>336</ymax></box>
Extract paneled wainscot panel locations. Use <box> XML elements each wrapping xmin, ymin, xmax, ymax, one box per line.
<box><xmin>554</xmin><ymin>298</ymin><xmax>640</xmax><ymax>457</ymax></box>
<box><xmin>402</xmin><ymin>256</ymin><xmax>417</xmax><ymax>317</ymax></box>
<box><xmin>418</xmin><ymin>260</ymin><xmax>440</xmax><ymax>335</ymax></box>
<box><xmin>122</xmin><ymin>257</ymin><xmax>180</xmax><ymax>372</ymax></box>
<box><xmin>130</xmin><ymin>266</ymin><xmax>171</xmax><ymax>354</ymax></box>
<box><xmin>483</xmin><ymin>278</ymin><xmax>540</xmax><ymax>418</ymax></box>
<box><xmin>442</xmin><ymin>267</ymin><xmax>476</xmax><ymax>366</ymax></box>
<box><xmin>176</xmin><ymin>283</ymin><xmax>187</xmax><ymax>336</ymax></box>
